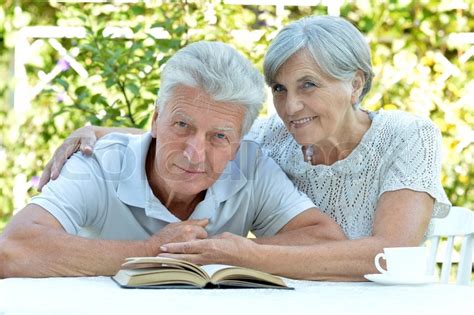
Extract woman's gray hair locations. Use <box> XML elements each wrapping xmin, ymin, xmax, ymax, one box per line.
<box><xmin>264</xmin><ymin>15</ymin><xmax>374</xmax><ymax>105</ymax></box>
<box><xmin>158</xmin><ymin>41</ymin><xmax>266</xmax><ymax>135</ymax></box>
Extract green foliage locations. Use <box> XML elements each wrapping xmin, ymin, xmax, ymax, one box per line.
<box><xmin>0</xmin><ymin>0</ymin><xmax>473</xmax><ymax>232</ymax></box>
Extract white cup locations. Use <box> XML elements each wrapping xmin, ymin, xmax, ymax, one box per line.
<box><xmin>374</xmin><ymin>247</ymin><xmax>428</xmax><ymax>277</ymax></box>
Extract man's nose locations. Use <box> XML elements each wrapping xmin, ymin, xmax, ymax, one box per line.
<box><xmin>183</xmin><ymin>135</ymin><xmax>206</xmax><ymax>164</ymax></box>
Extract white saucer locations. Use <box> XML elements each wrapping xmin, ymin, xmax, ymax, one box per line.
<box><xmin>364</xmin><ymin>273</ymin><xmax>437</xmax><ymax>285</ymax></box>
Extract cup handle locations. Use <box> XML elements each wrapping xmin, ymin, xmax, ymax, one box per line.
<box><xmin>374</xmin><ymin>253</ymin><xmax>387</xmax><ymax>274</ymax></box>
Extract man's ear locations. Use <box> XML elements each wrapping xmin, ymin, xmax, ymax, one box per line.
<box><xmin>150</xmin><ymin>109</ymin><xmax>159</xmax><ymax>138</ymax></box>
<box><xmin>350</xmin><ymin>70</ymin><xmax>365</xmax><ymax>105</ymax></box>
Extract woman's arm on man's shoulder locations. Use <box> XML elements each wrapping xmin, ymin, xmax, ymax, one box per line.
<box><xmin>38</xmin><ymin>126</ymin><xmax>144</xmax><ymax>191</ymax></box>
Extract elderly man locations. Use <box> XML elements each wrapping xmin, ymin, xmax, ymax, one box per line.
<box><xmin>0</xmin><ymin>41</ymin><xmax>345</xmax><ymax>278</ymax></box>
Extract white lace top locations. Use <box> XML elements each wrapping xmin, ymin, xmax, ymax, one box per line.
<box><xmin>247</xmin><ymin>109</ymin><xmax>451</xmax><ymax>239</ymax></box>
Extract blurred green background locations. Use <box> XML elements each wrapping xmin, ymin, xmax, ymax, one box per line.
<box><xmin>0</xmin><ymin>0</ymin><xmax>473</xmax><ymax>235</ymax></box>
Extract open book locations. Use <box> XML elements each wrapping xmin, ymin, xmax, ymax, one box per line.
<box><xmin>112</xmin><ymin>257</ymin><xmax>292</xmax><ymax>289</ymax></box>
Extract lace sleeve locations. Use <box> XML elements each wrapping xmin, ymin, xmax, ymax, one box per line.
<box><xmin>379</xmin><ymin>118</ymin><xmax>451</xmax><ymax>217</ymax></box>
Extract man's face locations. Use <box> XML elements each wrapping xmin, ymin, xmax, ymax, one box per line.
<box><xmin>150</xmin><ymin>85</ymin><xmax>245</xmax><ymax>199</ymax></box>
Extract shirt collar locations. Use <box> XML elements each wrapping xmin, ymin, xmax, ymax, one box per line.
<box><xmin>116</xmin><ymin>133</ymin><xmax>150</xmax><ymax>209</ymax></box>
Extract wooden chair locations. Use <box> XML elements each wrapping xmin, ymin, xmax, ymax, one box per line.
<box><xmin>426</xmin><ymin>206</ymin><xmax>474</xmax><ymax>285</ymax></box>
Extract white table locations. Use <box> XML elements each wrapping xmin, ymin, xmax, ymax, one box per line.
<box><xmin>1</xmin><ymin>277</ymin><xmax>473</xmax><ymax>315</ymax></box>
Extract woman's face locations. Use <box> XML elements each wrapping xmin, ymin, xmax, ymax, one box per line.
<box><xmin>271</xmin><ymin>51</ymin><xmax>359</xmax><ymax>146</ymax></box>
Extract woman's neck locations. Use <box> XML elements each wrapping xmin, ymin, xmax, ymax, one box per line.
<box><xmin>306</xmin><ymin>109</ymin><xmax>372</xmax><ymax>166</ymax></box>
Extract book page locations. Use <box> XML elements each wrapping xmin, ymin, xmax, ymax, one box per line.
<box><xmin>123</xmin><ymin>257</ymin><xmax>209</xmax><ymax>280</ymax></box>
<box><xmin>201</xmin><ymin>264</ymin><xmax>235</xmax><ymax>277</ymax></box>
<box><xmin>203</xmin><ymin>264</ymin><xmax>287</xmax><ymax>287</ymax></box>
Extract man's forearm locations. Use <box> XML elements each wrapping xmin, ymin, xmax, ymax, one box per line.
<box><xmin>254</xmin><ymin>223</ymin><xmax>347</xmax><ymax>246</ymax></box>
<box><xmin>0</xmin><ymin>224</ymin><xmax>151</xmax><ymax>278</ymax></box>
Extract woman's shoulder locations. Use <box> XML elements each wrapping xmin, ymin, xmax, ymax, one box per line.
<box><xmin>372</xmin><ymin>109</ymin><xmax>440</xmax><ymax>142</ymax></box>
<box><xmin>376</xmin><ymin>109</ymin><xmax>438</xmax><ymax>131</ymax></box>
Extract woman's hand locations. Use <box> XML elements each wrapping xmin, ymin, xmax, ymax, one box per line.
<box><xmin>38</xmin><ymin>126</ymin><xmax>97</xmax><ymax>191</ymax></box>
<box><xmin>158</xmin><ymin>232</ymin><xmax>258</xmax><ymax>267</ymax></box>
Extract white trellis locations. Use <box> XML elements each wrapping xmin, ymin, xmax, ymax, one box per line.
<box><xmin>14</xmin><ymin>26</ymin><xmax>88</xmax><ymax>113</ymax></box>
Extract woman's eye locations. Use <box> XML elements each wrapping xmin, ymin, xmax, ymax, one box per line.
<box><xmin>272</xmin><ymin>84</ymin><xmax>285</xmax><ymax>93</ymax></box>
<box><xmin>303</xmin><ymin>82</ymin><xmax>316</xmax><ymax>89</ymax></box>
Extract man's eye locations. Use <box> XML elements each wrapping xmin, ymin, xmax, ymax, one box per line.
<box><xmin>214</xmin><ymin>133</ymin><xmax>227</xmax><ymax>140</ymax></box>
<box><xmin>211</xmin><ymin>133</ymin><xmax>230</xmax><ymax>145</ymax></box>
<box><xmin>175</xmin><ymin>121</ymin><xmax>188</xmax><ymax>128</ymax></box>
<box><xmin>272</xmin><ymin>84</ymin><xmax>285</xmax><ymax>93</ymax></box>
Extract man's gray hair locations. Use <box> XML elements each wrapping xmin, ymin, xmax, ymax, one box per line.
<box><xmin>158</xmin><ymin>41</ymin><xmax>266</xmax><ymax>135</ymax></box>
<box><xmin>264</xmin><ymin>15</ymin><xmax>374</xmax><ymax>105</ymax></box>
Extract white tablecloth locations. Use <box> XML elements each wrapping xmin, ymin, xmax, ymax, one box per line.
<box><xmin>0</xmin><ymin>277</ymin><xmax>473</xmax><ymax>315</ymax></box>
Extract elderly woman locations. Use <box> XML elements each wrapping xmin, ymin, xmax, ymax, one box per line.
<box><xmin>254</xmin><ymin>15</ymin><xmax>450</xmax><ymax>239</ymax></box>
<box><xmin>39</xmin><ymin>16</ymin><xmax>450</xmax><ymax>280</ymax></box>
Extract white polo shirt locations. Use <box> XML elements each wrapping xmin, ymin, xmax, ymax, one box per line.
<box><xmin>31</xmin><ymin>133</ymin><xmax>315</xmax><ymax>240</ymax></box>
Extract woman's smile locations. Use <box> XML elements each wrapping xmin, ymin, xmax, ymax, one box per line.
<box><xmin>290</xmin><ymin>116</ymin><xmax>318</xmax><ymax>129</ymax></box>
